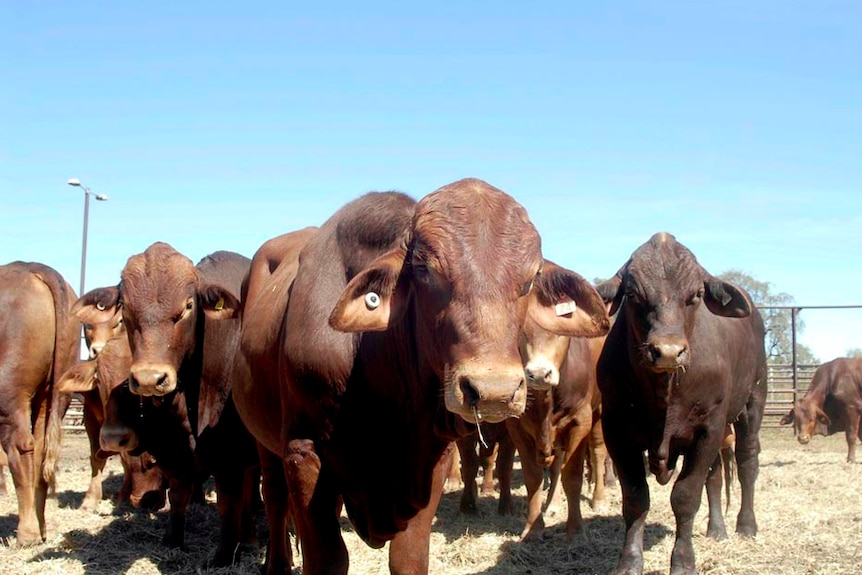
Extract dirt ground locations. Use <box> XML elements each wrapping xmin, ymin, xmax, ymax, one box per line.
<box><xmin>0</xmin><ymin>426</ymin><xmax>860</xmax><ymax>575</ymax></box>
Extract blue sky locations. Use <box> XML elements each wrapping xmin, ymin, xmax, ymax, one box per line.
<box><xmin>2</xmin><ymin>1</ymin><xmax>860</xmax><ymax>360</ymax></box>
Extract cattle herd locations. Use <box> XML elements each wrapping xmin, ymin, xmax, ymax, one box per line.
<box><xmin>1</xmin><ymin>178</ymin><xmax>860</xmax><ymax>575</ymax></box>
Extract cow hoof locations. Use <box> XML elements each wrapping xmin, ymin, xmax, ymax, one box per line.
<box><xmin>80</xmin><ymin>497</ymin><xmax>100</xmax><ymax>513</ymax></box>
<box><xmin>590</xmin><ymin>500</ymin><xmax>609</xmax><ymax>513</ymax></box>
<box><xmin>497</xmin><ymin>502</ymin><xmax>514</xmax><ymax>516</ymax></box>
<box><xmin>706</xmin><ymin>526</ymin><xmax>728</xmax><ymax>540</ymax></box>
<box><xmin>207</xmin><ymin>547</ymin><xmax>242</xmax><ymax>568</ymax></box>
<box><xmin>16</xmin><ymin>532</ymin><xmax>44</xmax><ymax>548</ymax></box>
<box><xmin>459</xmin><ymin>501</ymin><xmax>478</xmax><ymax>515</ymax></box>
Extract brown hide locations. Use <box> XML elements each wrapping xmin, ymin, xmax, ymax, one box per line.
<box><xmin>780</xmin><ymin>357</ymin><xmax>862</xmax><ymax>463</ymax></box>
<box><xmin>56</xmin><ymin>336</ymin><xmax>167</xmax><ymax>511</ymax></box>
<box><xmin>596</xmin><ymin>232</ymin><xmax>767</xmax><ymax>575</ymax></box>
<box><xmin>255</xmin><ymin>180</ymin><xmax>609</xmax><ymax>575</ymax></box>
<box><xmin>0</xmin><ymin>262</ymin><xmax>79</xmax><ymax>546</ymax></box>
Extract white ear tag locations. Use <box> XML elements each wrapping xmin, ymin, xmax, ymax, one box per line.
<box><xmin>555</xmin><ymin>301</ymin><xmax>577</xmax><ymax>316</ymax></box>
<box><xmin>365</xmin><ymin>292</ymin><xmax>381</xmax><ymax>310</ymax></box>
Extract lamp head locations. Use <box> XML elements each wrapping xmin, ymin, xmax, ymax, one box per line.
<box><xmin>67</xmin><ymin>178</ymin><xmax>82</xmax><ymax>187</ymax></box>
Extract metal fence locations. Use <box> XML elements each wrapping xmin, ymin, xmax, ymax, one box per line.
<box><xmin>763</xmin><ymin>363</ymin><xmax>818</xmax><ymax>427</ymax></box>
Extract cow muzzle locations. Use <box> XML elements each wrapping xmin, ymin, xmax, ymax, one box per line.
<box><xmin>445</xmin><ymin>363</ymin><xmax>528</xmax><ymax>423</ymax></box>
<box><xmin>645</xmin><ymin>337</ymin><xmax>689</xmax><ymax>373</ymax></box>
<box><xmin>100</xmin><ymin>423</ymin><xmax>139</xmax><ymax>453</ymax></box>
<box><xmin>524</xmin><ymin>360</ymin><xmax>559</xmax><ymax>391</ymax></box>
<box><xmin>129</xmin><ymin>363</ymin><xmax>177</xmax><ymax>396</ymax></box>
<box><xmin>797</xmin><ymin>434</ymin><xmax>811</xmax><ymax>445</ymax></box>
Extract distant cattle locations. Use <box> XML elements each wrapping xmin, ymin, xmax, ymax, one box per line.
<box><xmin>596</xmin><ymin>232</ymin><xmax>767</xmax><ymax>575</ymax></box>
<box><xmin>56</xmin><ymin>335</ymin><xmax>167</xmax><ymax>511</ymax></box>
<box><xmin>780</xmin><ymin>357</ymin><xmax>862</xmax><ymax>463</ymax></box>
<box><xmin>0</xmin><ymin>262</ymin><xmax>79</xmax><ymax>545</ymax></box>
<box><xmin>235</xmin><ymin>179</ymin><xmax>610</xmax><ymax>574</ymax></box>
<box><xmin>503</xmin><ymin>314</ymin><xmax>607</xmax><ymax>541</ymax></box>
<box><xmin>80</xmin><ymin>245</ymin><xmax>258</xmax><ymax>567</ymax></box>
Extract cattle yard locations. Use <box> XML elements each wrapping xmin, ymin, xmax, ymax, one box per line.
<box><xmin>0</xmin><ymin>427</ymin><xmax>859</xmax><ymax>575</ymax></box>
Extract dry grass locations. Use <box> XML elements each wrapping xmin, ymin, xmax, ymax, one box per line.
<box><xmin>1</xmin><ymin>427</ymin><xmax>860</xmax><ymax>574</ymax></box>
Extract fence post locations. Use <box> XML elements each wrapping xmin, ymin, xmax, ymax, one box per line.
<box><xmin>791</xmin><ymin>307</ymin><xmax>798</xmax><ymax>403</ymax></box>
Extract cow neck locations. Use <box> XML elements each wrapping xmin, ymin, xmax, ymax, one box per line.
<box><xmin>175</xmin><ymin>305</ymin><xmax>206</xmax><ymax>437</ymax></box>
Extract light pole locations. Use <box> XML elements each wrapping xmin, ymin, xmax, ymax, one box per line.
<box><xmin>67</xmin><ymin>178</ymin><xmax>108</xmax><ymax>295</ymax></box>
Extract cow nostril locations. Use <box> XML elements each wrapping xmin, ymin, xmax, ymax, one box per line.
<box><xmin>129</xmin><ymin>379</ymin><xmax>141</xmax><ymax>394</ymax></box>
<box><xmin>459</xmin><ymin>376</ymin><xmax>480</xmax><ymax>407</ymax></box>
<box><xmin>155</xmin><ymin>373</ymin><xmax>168</xmax><ymax>389</ymax></box>
<box><xmin>528</xmin><ymin>367</ymin><xmax>550</xmax><ymax>382</ymax></box>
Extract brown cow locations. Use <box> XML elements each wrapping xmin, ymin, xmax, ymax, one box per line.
<box><xmin>0</xmin><ymin>262</ymin><xmax>79</xmax><ymax>545</ymax></box>
<box><xmin>56</xmin><ymin>335</ymin><xmax>167</xmax><ymax>511</ymax></box>
<box><xmin>235</xmin><ymin>179</ymin><xmax>610</xmax><ymax>575</ymax></box>
<box><xmin>596</xmin><ymin>232</ymin><xmax>767</xmax><ymax>575</ymax></box>
<box><xmin>233</xmin><ymin>226</ymin><xmax>318</xmax><ymax>574</ymax></box>
<box><xmin>82</xmin><ymin>305</ymin><xmax>125</xmax><ymax>359</ymax></box>
<box><xmin>780</xmin><ymin>357</ymin><xmax>862</xmax><ymax>463</ymax></box>
<box><xmin>501</xmin><ymin>315</ymin><xmax>607</xmax><ymax>541</ymax></box>
<box><xmin>80</xmin><ymin>245</ymin><xmax>258</xmax><ymax>567</ymax></box>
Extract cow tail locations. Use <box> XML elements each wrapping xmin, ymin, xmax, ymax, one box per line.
<box><xmin>35</xmin><ymin>265</ymin><xmax>78</xmax><ymax>487</ymax></box>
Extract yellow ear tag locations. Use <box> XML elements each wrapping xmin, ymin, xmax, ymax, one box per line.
<box><xmin>215</xmin><ymin>297</ymin><xmax>225</xmax><ymax>311</ymax></box>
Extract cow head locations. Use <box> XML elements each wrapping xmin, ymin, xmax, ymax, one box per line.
<box><xmin>597</xmin><ymin>232</ymin><xmax>751</xmax><ymax>374</ymax></box>
<box><xmin>330</xmin><ymin>179</ymin><xmax>609</xmax><ymax>424</ymax></box>
<box><xmin>779</xmin><ymin>400</ymin><xmax>830</xmax><ymax>444</ymax></box>
<box><xmin>72</xmin><ymin>243</ymin><xmax>240</xmax><ymax>397</ymax></box>
<box><xmin>520</xmin><ymin>311</ymin><xmax>571</xmax><ymax>390</ymax></box>
<box><xmin>74</xmin><ymin>288</ymin><xmax>126</xmax><ymax>359</ymax></box>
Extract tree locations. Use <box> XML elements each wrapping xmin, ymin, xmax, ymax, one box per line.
<box><xmin>718</xmin><ymin>270</ymin><xmax>818</xmax><ymax>365</ymax></box>
<box><xmin>846</xmin><ymin>348</ymin><xmax>862</xmax><ymax>359</ymax></box>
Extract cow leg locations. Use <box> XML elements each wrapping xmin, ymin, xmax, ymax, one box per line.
<box><xmin>80</xmin><ymin>403</ymin><xmax>105</xmax><ymax>511</ymax></box>
<box><xmin>259</xmin><ymin>444</ymin><xmax>292</xmax><ymax>575</ymax></box>
<box><xmin>284</xmin><ymin>438</ymin><xmax>347</xmax><ymax>575</ymax></box>
<box><xmin>495</xmin><ymin>433</ymin><xmax>515</xmax><ymax>516</ymax></box>
<box><xmin>561</xmin><ymin>440</ymin><xmax>587</xmax><ymax>540</ymax></box>
<box><xmin>734</xmin><ymin>391</ymin><xmax>764</xmax><ymax>538</ymax></box>
<box><xmin>844</xmin><ymin>411</ymin><xmax>860</xmax><ymax>463</ymax></box>
<box><xmin>455</xmin><ymin>434</ymin><xmax>480</xmax><ymax>514</ymax></box>
<box><xmin>0</xmin><ymin>451</ymin><xmax>7</xmax><ymax>496</ymax></box>
<box><xmin>31</xmin><ymin>397</ymin><xmax>51</xmax><ymax>542</ymax></box>
<box><xmin>604</xmin><ymin>419</ymin><xmax>649</xmax><ymax>575</ymax></box>
<box><xmin>589</xmin><ymin>421</ymin><xmax>609</xmax><ymax>512</ymax></box>
<box><xmin>544</xmin><ymin>449</ymin><xmax>563</xmax><ymax>515</ymax></box>
<box><xmin>163</xmin><ymin>474</ymin><xmax>192</xmax><ymax>549</ymax></box>
<box><xmin>2</xmin><ymin>415</ymin><xmax>41</xmax><ymax>546</ymax></box>
<box><xmin>445</xmin><ymin>441</ymin><xmax>462</xmax><ymax>487</ymax></box>
<box><xmin>208</xmin><ymin>466</ymin><xmax>252</xmax><ymax>567</ymax></box>
<box><xmin>511</xmin><ymin>431</ymin><xmax>545</xmax><ymax>541</ymax></box>
<box><xmin>704</xmin><ymin>452</ymin><xmax>727</xmax><ymax>539</ymax></box>
<box><xmin>388</xmin><ymin>444</ymin><xmax>451</xmax><ymax>575</ymax></box>
<box><xmin>669</xmin><ymin>433</ymin><xmax>723</xmax><ymax>575</ymax></box>
<box><xmin>479</xmin><ymin>441</ymin><xmax>497</xmax><ymax>494</ymax></box>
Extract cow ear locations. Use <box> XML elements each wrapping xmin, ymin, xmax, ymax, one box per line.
<box><xmin>57</xmin><ymin>360</ymin><xmax>98</xmax><ymax>393</ymax></box>
<box><xmin>703</xmin><ymin>278</ymin><xmax>752</xmax><ymax>318</ymax></box>
<box><xmin>527</xmin><ymin>260</ymin><xmax>610</xmax><ymax>338</ymax></box>
<box><xmin>330</xmin><ymin>246</ymin><xmax>410</xmax><ymax>332</ymax></box>
<box><xmin>815</xmin><ymin>407</ymin><xmax>831</xmax><ymax>427</ymax></box>
<box><xmin>73</xmin><ymin>286</ymin><xmax>121</xmax><ymax>324</ymax></box>
<box><xmin>779</xmin><ymin>409</ymin><xmax>795</xmax><ymax>426</ymax></box>
<box><xmin>199</xmin><ymin>285</ymin><xmax>241</xmax><ymax>320</ymax></box>
<box><xmin>595</xmin><ymin>261</ymin><xmax>628</xmax><ymax>316</ymax></box>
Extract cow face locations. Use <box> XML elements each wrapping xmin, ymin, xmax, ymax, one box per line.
<box><xmin>597</xmin><ymin>233</ymin><xmax>751</xmax><ymax>374</ymax></box>
<box><xmin>72</xmin><ymin>243</ymin><xmax>239</xmax><ymax>397</ymax></box>
<box><xmin>779</xmin><ymin>401</ymin><xmax>830</xmax><ymax>444</ymax></box>
<box><xmin>330</xmin><ymin>179</ymin><xmax>610</xmax><ymax>424</ymax></box>
<box><xmin>520</xmin><ymin>314</ymin><xmax>570</xmax><ymax>390</ymax></box>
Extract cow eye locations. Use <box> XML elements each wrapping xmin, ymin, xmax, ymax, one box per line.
<box><xmin>84</xmin><ymin>323</ymin><xmax>94</xmax><ymax>331</ymax></box>
<box><xmin>688</xmin><ymin>289</ymin><xmax>705</xmax><ymax>305</ymax></box>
